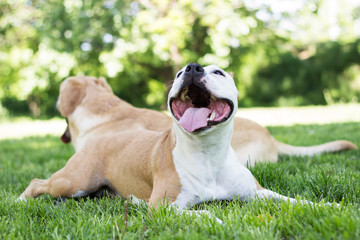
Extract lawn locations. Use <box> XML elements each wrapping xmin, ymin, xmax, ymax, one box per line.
<box><xmin>0</xmin><ymin>121</ymin><xmax>359</xmax><ymax>239</ymax></box>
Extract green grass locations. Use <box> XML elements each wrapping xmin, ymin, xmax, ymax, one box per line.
<box><xmin>0</xmin><ymin>122</ymin><xmax>359</xmax><ymax>239</ymax></box>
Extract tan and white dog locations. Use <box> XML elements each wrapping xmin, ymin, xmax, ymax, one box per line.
<box><xmin>57</xmin><ymin>76</ymin><xmax>172</xmax><ymax>152</ymax></box>
<box><xmin>57</xmin><ymin>75</ymin><xmax>356</xmax><ymax>167</ymax></box>
<box><xmin>19</xmin><ymin>63</ymin><xmax>340</xmax><ymax>212</ymax></box>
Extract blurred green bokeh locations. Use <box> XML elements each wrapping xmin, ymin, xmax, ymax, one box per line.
<box><xmin>0</xmin><ymin>0</ymin><xmax>359</xmax><ymax>117</ymax></box>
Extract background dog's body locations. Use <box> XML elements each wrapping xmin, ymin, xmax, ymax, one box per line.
<box><xmin>58</xmin><ymin>76</ymin><xmax>357</xmax><ymax>166</ymax></box>
<box><xmin>57</xmin><ymin>76</ymin><xmax>172</xmax><ymax>151</ymax></box>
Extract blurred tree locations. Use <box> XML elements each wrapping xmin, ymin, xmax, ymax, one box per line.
<box><xmin>0</xmin><ymin>0</ymin><xmax>359</xmax><ymax>117</ymax></box>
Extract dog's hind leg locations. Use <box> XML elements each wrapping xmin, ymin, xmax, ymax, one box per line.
<box><xmin>18</xmin><ymin>178</ymin><xmax>50</xmax><ymax>200</ymax></box>
<box><xmin>18</xmin><ymin>172</ymin><xmax>89</xmax><ymax>201</ymax></box>
<box><xmin>18</xmin><ymin>174</ymin><xmax>82</xmax><ymax>200</ymax></box>
<box><xmin>18</xmin><ymin>151</ymin><xmax>103</xmax><ymax>201</ymax></box>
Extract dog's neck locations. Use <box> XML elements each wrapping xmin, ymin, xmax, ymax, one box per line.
<box><xmin>172</xmin><ymin>119</ymin><xmax>234</xmax><ymax>178</ymax></box>
<box><xmin>67</xmin><ymin>93</ymin><xmax>135</xmax><ymax>151</ymax></box>
<box><xmin>67</xmin><ymin>106</ymin><xmax>110</xmax><ymax>151</ymax></box>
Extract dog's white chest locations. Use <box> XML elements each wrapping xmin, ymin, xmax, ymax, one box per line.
<box><xmin>172</xmin><ymin>145</ymin><xmax>257</xmax><ymax>209</ymax></box>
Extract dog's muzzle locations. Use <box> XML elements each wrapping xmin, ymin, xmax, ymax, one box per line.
<box><xmin>170</xmin><ymin>63</ymin><xmax>234</xmax><ymax>133</ymax></box>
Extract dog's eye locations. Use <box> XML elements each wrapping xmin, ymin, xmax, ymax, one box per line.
<box><xmin>176</xmin><ymin>71</ymin><xmax>183</xmax><ymax>78</ymax></box>
<box><xmin>213</xmin><ymin>70</ymin><xmax>225</xmax><ymax>77</ymax></box>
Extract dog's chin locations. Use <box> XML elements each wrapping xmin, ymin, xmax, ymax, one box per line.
<box><xmin>169</xmin><ymin>84</ymin><xmax>234</xmax><ymax>133</ymax></box>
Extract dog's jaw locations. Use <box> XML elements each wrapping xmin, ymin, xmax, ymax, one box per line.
<box><xmin>169</xmin><ymin>92</ymin><xmax>233</xmax><ymax>133</ymax></box>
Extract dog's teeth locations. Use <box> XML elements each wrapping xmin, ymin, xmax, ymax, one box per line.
<box><xmin>207</xmin><ymin>111</ymin><xmax>216</xmax><ymax>121</ymax></box>
<box><xmin>180</xmin><ymin>92</ymin><xmax>186</xmax><ymax>101</ymax></box>
<box><xmin>180</xmin><ymin>87</ymin><xmax>188</xmax><ymax>101</ymax></box>
<box><xmin>211</xmin><ymin>95</ymin><xmax>217</xmax><ymax>101</ymax></box>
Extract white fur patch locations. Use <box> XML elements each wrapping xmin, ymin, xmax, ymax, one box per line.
<box><xmin>171</xmin><ymin>207</ymin><xmax>223</xmax><ymax>225</ymax></box>
<box><xmin>69</xmin><ymin>106</ymin><xmax>110</xmax><ymax>151</ymax></box>
<box><xmin>129</xmin><ymin>194</ymin><xmax>146</xmax><ymax>205</ymax></box>
<box><xmin>16</xmin><ymin>197</ymin><xmax>27</xmax><ymax>203</ymax></box>
<box><xmin>72</xmin><ymin>190</ymin><xmax>87</xmax><ymax>198</ymax></box>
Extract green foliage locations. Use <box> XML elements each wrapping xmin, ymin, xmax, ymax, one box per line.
<box><xmin>245</xmin><ymin>40</ymin><xmax>360</xmax><ymax>106</ymax></box>
<box><xmin>0</xmin><ymin>0</ymin><xmax>359</xmax><ymax>117</ymax></box>
<box><xmin>0</xmin><ymin>122</ymin><xmax>359</xmax><ymax>238</ymax></box>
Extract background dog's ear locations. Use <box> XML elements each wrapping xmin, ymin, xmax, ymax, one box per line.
<box><xmin>95</xmin><ymin>77</ymin><xmax>113</xmax><ymax>92</ymax></box>
<box><xmin>58</xmin><ymin>78</ymin><xmax>86</xmax><ymax>117</ymax></box>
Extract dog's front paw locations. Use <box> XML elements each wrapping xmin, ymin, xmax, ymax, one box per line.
<box><xmin>193</xmin><ymin>210</ymin><xmax>223</xmax><ymax>225</ymax></box>
<box><xmin>175</xmin><ymin>209</ymin><xmax>223</xmax><ymax>225</ymax></box>
<box><xmin>16</xmin><ymin>196</ymin><xmax>27</xmax><ymax>203</ymax></box>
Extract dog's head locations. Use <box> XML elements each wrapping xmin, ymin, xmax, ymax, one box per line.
<box><xmin>57</xmin><ymin>76</ymin><xmax>112</xmax><ymax>117</ymax></box>
<box><xmin>57</xmin><ymin>76</ymin><xmax>112</xmax><ymax>143</ymax></box>
<box><xmin>168</xmin><ymin>63</ymin><xmax>239</xmax><ymax>133</ymax></box>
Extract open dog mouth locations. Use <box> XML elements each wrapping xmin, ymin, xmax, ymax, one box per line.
<box><xmin>170</xmin><ymin>84</ymin><xmax>233</xmax><ymax>133</ymax></box>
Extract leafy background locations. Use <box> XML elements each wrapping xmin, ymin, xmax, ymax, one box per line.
<box><xmin>0</xmin><ymin>0</ymin><xmax>359</xmax><ymax>117</ymax></box>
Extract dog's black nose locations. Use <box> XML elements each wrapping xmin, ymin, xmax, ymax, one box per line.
<box><xmin>185</xmin><ymin>63</ymin><xmax>204</xmax><ymax>76</ymax></box>
<box><xmin>181</xmin><ymin>63</ymin><xmax>205</xmax><ymax>89</ymax></box>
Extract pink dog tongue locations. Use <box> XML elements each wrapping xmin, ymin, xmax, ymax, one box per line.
<box><xmin>178</xmin><ymin>107</ymin><xmax>212</xmax><ymax>132</ymax></box>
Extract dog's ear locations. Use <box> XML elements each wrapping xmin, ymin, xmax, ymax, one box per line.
<box><xmin>229</xmin><ymin>72</ymin><xmax>234</xmax><ymax>78</ymax></box>
<box><xmin>58</xmin><ymin>78</ymin><xmax>86</xmax><ymax>117</ymax></box>
<box><xmin>95</xmin><ymin>77</ymin><xmax>113</xmax><ymax>92</ymax></box>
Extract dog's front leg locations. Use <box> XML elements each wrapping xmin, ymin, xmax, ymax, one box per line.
<box><xmin>243</xmin><ymin>176</ymin><xmax>313</xmax><ymax>205</ymax></box>
<box><xmin>255</xmin><ymin>188</ymin><xmax>313</xmax><ymax>205</ymax></box>
<box><xmin>254</xmin><ymin>188</ymin><xmax>341</xmax><ymax>207</ymax></box>
<box><xmin>251</xmin><ymin>176</ymin><xmax>340</xmax><ymax>206</ymax></box>
<box><xmin>148</xmin><ymin>177</ymin><xmax>223</xmax><ymax>224</ymax></box>
<box><xmin>169</xmin><ymin>193</ymin><xmax>223</xmax><ymax>224</ymax></box>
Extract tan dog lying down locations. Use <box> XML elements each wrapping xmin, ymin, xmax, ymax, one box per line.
<box><xmin>19</xmin><ymin>64</ymin><xmax>344</xmax><ymax>214</ymax></box>
<box><xmin>58</xmin><ymin>75</ymin><xmax>356</xmax><ymax>167</ymax></box>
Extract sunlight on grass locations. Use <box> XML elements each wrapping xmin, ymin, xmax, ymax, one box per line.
<box><xmin>236</xmin><ymin>104</ymin><xmax>360</xmax><ymax>127</ymax></box>
<box><xmin>0</xmin><ymin>118</ymin><xmax>66</xmax><ymax>140</ymax></box>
